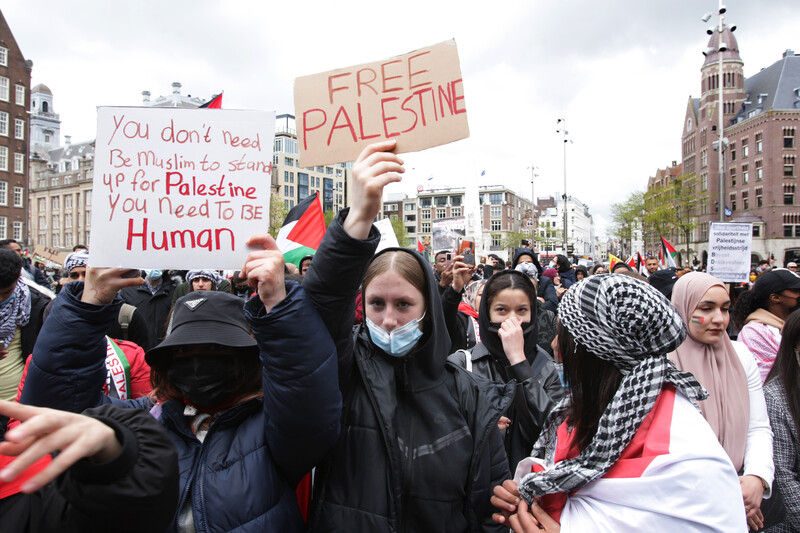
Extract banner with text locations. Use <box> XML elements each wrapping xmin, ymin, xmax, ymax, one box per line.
<box><xmin>707</xmin><ymin>222</ymin><xmax>753</xmax><ymax>283</ymax></box>
<box><xmin>294</xmin><ymin>39</ymin><xmax>469</xmax><ymax>167</ymax></box>
<box><xmin>90</xmin><ymin>106</ymin><xmax>275</xmax><ymax>269</ymax></box>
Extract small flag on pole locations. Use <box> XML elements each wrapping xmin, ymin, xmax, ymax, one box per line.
<box><xmin>660</xmin><ymin>236</ymin><xmax>679</xmax><ymax>268</ymax></box>
<box><xmin>199</xmin><ymin>92</ymin><xmax>223</xmax><ymax>109</ymax></box>
<box><xmin>276</xmin><ymin>192</ymin><xmax>326</xmax><ymax>266</ymax></box>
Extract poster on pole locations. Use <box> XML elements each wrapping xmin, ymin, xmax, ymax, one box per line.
<box><xmin>90</xmin><ymin>106</ymin><xmax>275</xmax><ymax>269</ymax></box>
<box><xmin>431</xmin><ymin>216</ymin><xmax>466</xmax><ymax>253</ymax></box>
<box><xmin>707</xmin><ymin>222</ymin><xmax>753</xmax><ymax>283</ymax></box>
<box><xmin>294</xmin><ymin>39</ymin><xmax>469</xmax><ymax>167</ymax></box>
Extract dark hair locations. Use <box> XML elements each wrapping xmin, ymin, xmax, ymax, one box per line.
<box><xmin>611</xmin><ymin>262</ymin><xmax>632</xmax><ymax>273</ymax></box>
<box><xmin>0</xmin><ymin>249</ymin><xmax>23</xmax><ymax>287</ymax></box>
<box><xmin>558</xmin><ymin>321</ymin><xmax>623</xmax><ymax>452</ymax></box>
<box><xmin>0</xmin><ymin>239</ymin><xmax>17</xmax><ymax>248</ymax></box>
<box><xmin>434</xmin><ymin>250</ymin><xmax>448</xmax><ymax>260</ymax></box>
<box><xmin>483</xmin><ymin>271</ymin><xmax>536</xmax><ymax>312</ymax></box>
<box><xmin>731</xmin><ymin>289</ymin><xmax>765</xmax><ymax>329</ymax></box>
<box><xmin>765</xmin><ymin>309</ymin><xmax>800</xmax><ymax>435</ymax></box>
<box><xmin>149</xmin><ymin>350</ymin><xmax>262</xmax><ymax>404</ymax></box>
<box><xmin>591</xmin><ymin>264</ymin><xmax>606</xmax><ymax>275</ymax></box>
<box><xmin>72</xmin><ymin>244</ymin><xmax>88</xmax><ymax>251</ymax></box>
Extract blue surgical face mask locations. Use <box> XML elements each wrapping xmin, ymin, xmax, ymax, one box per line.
<box><xmin>366</xmin><ymin>313</ymin><xmax>425</xmax><ymax>357</ymax></box>
<box><xmin>145</xmin><ymin>269</ymin><xmax>163</xmax><ymax>280</ymax></box>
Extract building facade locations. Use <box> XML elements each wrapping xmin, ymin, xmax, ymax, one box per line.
<box><xmin>680</xmin><ymin>23</ymin><xmax>800</xmax><ymax>266</ymax></box>
<box><xmin>272</xmin><ymin>113</ymin><xmax>349</xmax><ymax>214</ymax></box>
<box><xmin>0</xmin><ymin>10</ymin><xmax>32</xmax><ymax>244</ymax></box>
<box><xmin>535</xmin><ymin>194</ymin><xmax>595</xmax><ymax>259</ymax></box>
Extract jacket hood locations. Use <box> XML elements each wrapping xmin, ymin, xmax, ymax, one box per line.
<box><xmin>512</xmin><ymin>248</ymin><xmax>542</xmax><ymax>275</ymax></box>
<box><xmin>359</xmin><ymin>247</ymin><xmax>451</xmax><ymax>391</ymax></box>
<box><xmin>478</xmin><ymin>269</ymin><xmax>540</xmax><ymax>369</ymax></box>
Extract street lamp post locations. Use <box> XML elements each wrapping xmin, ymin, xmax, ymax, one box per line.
<box><xmin>556</xmin><ymin>119</ymin><xmax>572</xmax><ymax>254</ymax></box>
<box><xmin>528</xmin><ymin>164</ymin><xmax>539</xmax><ymax>241</ymax></box>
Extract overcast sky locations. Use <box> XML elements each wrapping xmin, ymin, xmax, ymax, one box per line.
<box><xmin>4</xmin><ymin>0</ymin><xmax>800</xmax><ymax>237</ymax></box>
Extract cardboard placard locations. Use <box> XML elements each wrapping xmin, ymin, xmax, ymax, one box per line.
<box><xmin>707</xmin><ymin>222</ymin><xmax>753</xmax><ymax>283</ymax></box>
<box><xmin>32</xmin><ymin>245</ymin><xmax>69</xmax><ymax>267</ymax></box>
<box><xmin>294</xmin><ymin>39</ymin><xmax>469</xmax><ymax>167</ymax></box>
<box><xmin>90</xmin><ymin>106</ymin><xmax>275</xmax><ymax>269</ymax></box>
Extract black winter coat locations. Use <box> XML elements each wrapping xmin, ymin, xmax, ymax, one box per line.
<box><xmin>119</xmin><ymin>277</ymin><xmax>175</xmax><ymax>345</ymax></box>
<box><xmin>0</xmin><ymin>404</ymin><xmax>178</xmax><ymax>533</ymax></box>
<box><xmin>304</xmin><ymin>211</ymin><xmax>513</xmax><ymax>533</ymax></box>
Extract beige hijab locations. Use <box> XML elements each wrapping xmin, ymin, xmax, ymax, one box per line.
<box><xmin>668</xmin><ymin>272</ymin><xmax>749</xmax><ymax>472</ymax></box>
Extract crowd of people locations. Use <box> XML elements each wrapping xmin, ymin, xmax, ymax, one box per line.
<box><xmin>0</xmin><ymin>140</ymin><xmax>796</xmax><ymax>532</ymax></box>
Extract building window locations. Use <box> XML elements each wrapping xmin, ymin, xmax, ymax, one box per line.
<box><xmin>38</xmin><ymin>198</ymin><xmax>45</xmax><ymax>211</ymax></box>
<box><xmin>421</xmin><ymin>222</ymin><xmax>431</xmax><ymax>233</ymax></box>
<box><xmin>743</xmin><ymin>198</ymin><xmax>749</xmax><ymax>209</ymax></box>
<box><xmin>64</xmin><ymin>195</ymin><xmax>73</xmax><ymax>209</ymax></box>
<box><xmin>742</xmin><ymin>164</ymin><xmax>749</xmax><ymax>184</ymax></box>
<box><xmin>13</xmin><ymin>153</ymin><xmax>23</xmax><ymax>174</ymax></box>
<box><xmin>730</xmin><ymin>143</ymin><xmax>736</xmax><ymax>161</ymax></box>
<box><xmin>64</xmin><ymin>213</ymin><xmax>72</xmax><ymax>229</ymax></box>
<box><xmin>785</xmin><ymin>155</ymin><xmax>796</xmax><ymax>177</ymax></box>
<box><xmin>490</xmin><ymin>219</ymin><xmax>502</xmax><ymax>231</ymax></box>
<box><xmin>785</xmin><ymin>194</ymin><xmax>794</xmax><ymax>205</ymax></box>
<box><xmin>701</xmin><ymin>173</ymin><xmax>708</xmax><ymax>191</ymax></box>
<box><xmin>405</xmin><ymin>203</ymin><xmax>415</xmax><ymax>211</ymax></box>
<box><xmin>37</xmin><ymin>216</ymin><xmax>45</xmax><ymax>230</ymax></box>
<box><xmin>15</xmin><ymin>85</ymin><xmax>24</xmax><ymax>106</ymax></box>
<box><xmin>730</xmin><ymin>168</ymin><xmax>736</xmax><ymax>187</ymax></box>
<box><xmin>451</xmin><ymin>207</ymin><xmax>461</xmax><ymax>217</ymax></box>
<box><xmin>421</xmin><ymin>210</ymin><xmax>431</xmax><ymax>220</ymax></box>
<box><xmin>756</xmin><ymin>133</ymin><xmax>763</xmax><ymax>153</ymax></box>
<box><xmin>52</xmin><ymin>196</ymin><xmax>59</xmax><ymax>210</ymax></box>
<box><xmin>756</xmin><ymin>187</ymin><xmax>763</xmax><ymax>208</ymax></box>
<box><xmin>64</xmin><ymin>232</ymin><xmax>73</xmax><ymax>248</ymax></box>
<box><xmin>12</xmin><ymin>222</ymin><xmax>22</xmax><ymax>241</ymax></box>
<box><xmin>51</xmin><ymin>233</ymin><xmax>60</xmax><ymax>247</ymax></box>
<box><xmin>13</xmin><ymin>187</ymin><xmax>22</xmax><ymax>207</ymax></box>
<box><xmin>0</xmin><ymin>182</ymin><xmax>6</xmax><ymax>206</ymax></box>
<box><xmin>0</xmin><ymin>112</ymin><xmax>7</xmax><ymax>136</ymax></box>
<box><xmin>450</xmin><ymin>196</ymin><xmax>462</xmax><ymax>206</ymax></box>
<box><xmin>742</xmin><ymin>138</ymin><xmax>749</xmax><ymax>158</ymax></box>
<box><xmin>785</xmin><ymin>127</ymin><xmax>796</xmax><ymax>149</ymax></box>
<box><xmin>490</xmin><ymin>206</ymin><xmax>501</xmax><ymax>217</ymax></box>
<box><xmin>756</xmin><ymin>160</ymin><xmax>763</xmax><ymax>181</ymax></box>
<box><xmin>0</xmin><ymin>48</ymin><xmax>6</xmax><ymax>67</ymax></box>
<box><xmin>0</xmin><ymin>77</ymin><xmax>8</xmax><ymax>102</ymax></box>
<box><xmin>51</xmin><ymin>215</ymin><xmax>60</xmax><ymax>230</ymax></box>
<box><xmin>489</xmin><ymin>193</ymin><xmax>503</xmax><ymax>204</ymax></box>
<box><xmin>419</xmin><ymin>197</ymin><xmax>431</xmax><ymax>207</ymax></box>
<box><xmin>491</xmin><ymin>235</ymin><xmax>502</xmax><ymax>248</ymax></box>
<box><xmin>436</xmin><ymin>208</ymin><xmax>446</xmax><ymax>218</ymax></box>
<box><xmin>14</xmin><ymin>119</ymin><xmax>23</xmax><ymax>140</ymax></box>
<box><xmin>0</xmin><ymin>217</ymin><xmax>6</xmax><ymax>240</ymax></box>
<box><xmin>434</xmin><ymin>196</ymin><xmax>447</xmax><ymax>207</ymax></box>
<box><xmin>85</xmin><ymin>191</ymin><xmax>91</xmax><ymax>207</ymax></box>
<box><xmin>700</xmin><ymin>149</ymin><xmax>707</xmax><ymax>168</ymax></box>
<box><xmin>753</xmin><ymin>225</ymin><xmax>760</xmax><ymax>237</ymax></box>
<box><xmin>785</xmin><ymin>225</ymin><xmax>794</xmax><ymax>237</ymax></box>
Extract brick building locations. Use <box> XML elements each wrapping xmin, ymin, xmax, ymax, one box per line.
<box><xmin>680</xmin><ymin>23</ymin><xmax>800</xmax><ymax>266</ymax></box>
<box><xmin>0</xmin><ymin>10</ymin><xmax>32</xmax><ymax>243</ymax></box>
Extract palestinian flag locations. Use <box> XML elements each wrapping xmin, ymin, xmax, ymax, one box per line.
<box><xmin>660</xmin><ymin>236</ymin><xmax>678</xmax><ymax>268</ymax></box>
<box><xmin>200</xmin><ymin>92</ymin><xmax>223</xmax><ymax>109</ymax></box>
<box><xmin>626</xmin><ymin>255</ymin><xmax>636</xmax><ymax>269</ymax></box>
<box><xmin>608</xmin><ymin>254</ymin><xmax>623</xmax><ymax>271</ymax></box>
<box><xmin>417</xmin><ymin>238</ymin><xmax>425</xmax><ymax>253</ymax></box>
<box><xmin>276</xmin><ymin>192</ymin><xmax>326</xmax><ymax>266</ymax></box>
<box><xmin>637</xmin><ymin>252</ymin><xmax>647</xmax><ymax>276</ymax></box>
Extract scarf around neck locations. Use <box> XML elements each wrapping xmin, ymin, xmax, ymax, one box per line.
<box><xmin>0</xmin><ymin>279</ymin><xmax>30</xmax><ymax>348</ymax></box>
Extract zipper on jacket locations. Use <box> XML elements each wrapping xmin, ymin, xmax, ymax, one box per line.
<box><xmin>400</xmin><ymin>389</ymin><xmax>415</xmax><ymax>533</ymax></box>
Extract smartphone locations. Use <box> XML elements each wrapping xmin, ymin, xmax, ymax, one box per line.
<box><xmin>458</xmin><ymin>238</ymin><xmax>475</xmax><ymax>256</ymax></box>
<box><xmin>462</xmin><ymin>253</ymin><xmax>475</xmax><ymax>266</ymax></box>
<box><xmin>445</xmin><ymin>253</ymin><xmax>454</xmax><ymax>269</ymax></box>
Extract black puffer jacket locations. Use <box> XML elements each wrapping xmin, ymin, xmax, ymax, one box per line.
<box><xmin>448</xmin><ymin>270</ymin><xmax>564</xmax><ymax>469</ymax></box>
<box><xmin>304</xmin><ymin>211</ymin><xmax>513</xmax><ymax>533</ymax></box>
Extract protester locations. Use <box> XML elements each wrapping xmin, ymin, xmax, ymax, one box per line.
<box><xmin>574</xmin><ymin>265</ymin><xmax>588</xmax><ymax>281</ymax></box>
<box><xmin>787</xmin><ymin>262</ymin><xmax>799</xmax><ymax>274</ymax></box>
<box><xmin>645</xmin><ymin>256</ymin><xmax>660</xmax><ymax>276</ymax></box>
<box><xmin>491</xmin><ymin>274</ymin><xmax>745</xmax><ymax>531</ymax></box>
<box><xmin>764</xmin><ymin>309</ymin><xmax>800</xmax><ymax>532</ymax></box>
<box><xmin>119</xmin><ymin>269</ymin><xmax>176</xmax><ymax>346</ymax></box>
<box><xmin>302</xmin><ymin>140</ymin><xmax>512</xmax><ymax>532</ymax></box>
<box><xmin>648</xmin><ymin>268</ymin><xmax>680</xmax><ymax>300</ymax></box>
<box><xmin>441</xmin><ymin>256</ymin><xmax>480</xmax><ymax>351</ymax></box>
<box><xmin>448</xmin><ymin>269</ymin><xmax>564</xmax><ymax>468</ymax></box>
<box><xmin>554</xmin><ymin>255</ymin><xmax>576</xmax><ymax>288</ymax></box>
<box><xmin>170</xmin><ymin>269</ymin><xmax>231</xmax><ymax>306</ymax></box>
<box><xmin>734</xmin><ymin>269</ymin><xmax>800</xmax><ymax>382</ymax></box>
<box><xmin>541</xmin><ymin>268</ymin><xmax>567</xmax><ymax>301</ymax></box>
<box><xmin>610</xmin><ymin>261</ymin><xmax>633</xmax><ymax>273</ymax></box>
<box><xmin>0</xmin><ymin>250</ymin><xmax>50</xmax><ymax>403</ymax></box>
<box><xmin>590</xmin><ymin>264</ymin><xmax>606</xmax><ymax>275</ymax></box>
<box><xmin>0</xmin><ymin>240</ymin><xmax>48</xmax><ymax>288</ymax></box>
<box><xmin>299</xmin><ymin>255</ymin><xmax>314</xmax><ymax>276</ymax></box>
<box><xmin>20</xmin><ymin>240</ymin><xmax>342</xmax><ymax>531</ymax></box>
<box><xmin>0</xmin><ymin>400</ymin><xmax>178</xmax><ymax>532</ymax></box>
<box><xmin>669</xmin><ymin>272</ymin><xmax>774</xmax><ymax>530</ymax></box>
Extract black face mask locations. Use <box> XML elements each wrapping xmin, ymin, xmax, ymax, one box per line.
<box><xmin>167</xmin><ymin>354</ymin><xmax>239</xmax><ymax>409</ymax></box>
<box><xmin>487</xmin><ymin>321</ymin><xmax>535</xmax><ymax>336</ymax></box>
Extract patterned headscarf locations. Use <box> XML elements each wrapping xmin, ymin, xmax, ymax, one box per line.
<box><xmin>0</xmin><ymin>279</ymin><xmax>31</xmax><ymax>348</ymax></box>
<box><xmin>186</xmin><ymin>269</ymin><xmax>222</xmax><ymax>289</ymax></box>
<box><xmin>517</xmin><ymin>274</ymin><xmax>707</xmax><ymax>502</ymax></box>
<box><xmin>64</xmin><ymin>250</ymin><xmax>89</xmax><ymax>273</ymax></box>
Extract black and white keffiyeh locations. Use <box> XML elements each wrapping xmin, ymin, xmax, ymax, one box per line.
<box><xmin>186</xmin><ymin>269</ymin><xmax>222</xmax><ymax>289</ymax></box>
<box><xmin>0</xmin><ymin>279</ymin><xmax>30</xmax><ymax>348</ymax></box>
<box><xmin>64</xmin><ymin>250</ymin><xmax>89</xmax><ymax>273</ymax></box>
<box><xmin>517</xmin><ymin>273</ymin><xmax>707</xmax><ymax>502</ymax></box>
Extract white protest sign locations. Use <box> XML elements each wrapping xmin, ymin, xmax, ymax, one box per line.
<box><xmin>90</xmin><ymin>107</ymin><xmax>275</xmax><ymax>269</ymax></box>
<box><xmin>707</xmin><ymin>222</ymin><xmax>753</xmax><ymax>283</ymax></box>
<box><xmin>374</xmin><ymin>217</ymin><xmax>400</xmax><ymax>253</ymax></box>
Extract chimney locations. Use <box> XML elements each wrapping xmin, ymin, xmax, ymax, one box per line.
<box><xmin>142</xmin><ymin>90</ymin><xmax>151</xmax><ymax>104</ymax></box>
<box><xmin>172</xmin><ymin>82</ymin><xmax>182</xmax><ymax>105</ymax></box>
<box><xmin>64</xmin><ymin>135</ymin><xmax>71</xmax><ymax>147</ymax></box>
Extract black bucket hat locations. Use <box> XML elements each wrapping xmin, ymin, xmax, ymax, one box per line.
<box><xmin>145</xmin><ymin>290</ymin><xmax>257</xmax><ymax>368</ymax></box>
<box><xmin>752</xmin><ymin>269</ymin><xmax>800</xmax><ymax>301</ymax></box>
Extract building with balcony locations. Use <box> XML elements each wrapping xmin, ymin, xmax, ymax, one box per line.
<box><xmin>535</xmin><ymin>195</ymin><xmax>595</xmax><ymax>259</ymax></box>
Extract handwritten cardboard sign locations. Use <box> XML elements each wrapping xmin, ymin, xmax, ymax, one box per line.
<box><xmin>294</xmin><ymin>39</ymin><xmax>469</xmax><ymax>167</ymax></box>
<box><xmin>90</xmin><ymin>106</ymin><xmax>275</xmax><ymax>269</ymax></box>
